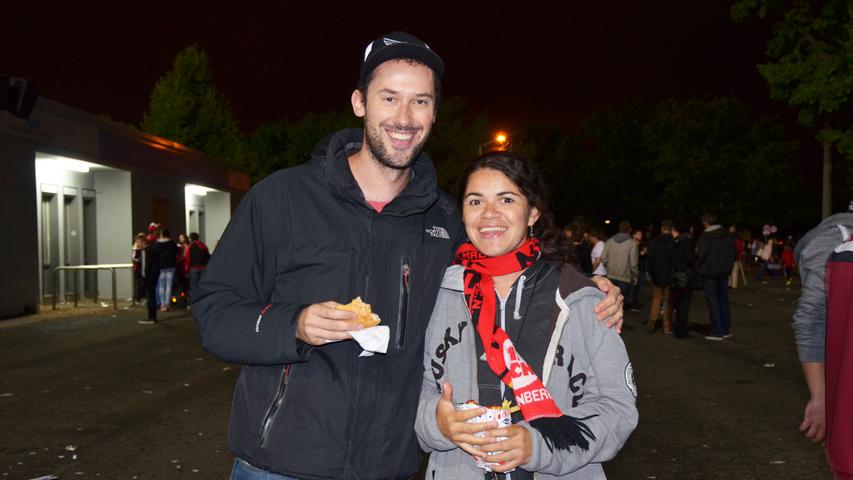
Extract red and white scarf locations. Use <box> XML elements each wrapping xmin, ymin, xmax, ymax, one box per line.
<box><xmin>455</xmin><ymin>238</ymin><xmax>596</xmax><ymax>452</ymax></box>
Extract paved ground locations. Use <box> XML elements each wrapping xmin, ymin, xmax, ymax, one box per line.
<box><xmin>0</xmin><ymin>275</ymin><xmax>830</xmax><ymax>479</ymax></box>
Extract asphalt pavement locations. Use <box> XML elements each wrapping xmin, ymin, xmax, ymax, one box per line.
<box><xmin>0</xmin><ymin>274</ymin><xmax>830</xmax><ymax>479</ymax></box>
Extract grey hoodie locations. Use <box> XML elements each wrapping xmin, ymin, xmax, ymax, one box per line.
<box><xmin>415</xmin><ymin>264</ymin><xmax>638</xmax><ymax>479</ymax></box>
<box><xmin>793</xmin><ymin>212</ymin><xmax>853</xmax><ymax>363</ymax></box>
<box><xmin>601</xmin><ymin>233</ymin><xmax>639</xmax><ymax>284</ymax></box>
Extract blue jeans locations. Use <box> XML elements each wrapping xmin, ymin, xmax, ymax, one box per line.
<box><xmin>188</xmin><ymin>269</ymin><xmax>203</xmax><ymax>303</ymax></box>
<box><xmin>157</xmin><ymin>267</ymin><xmax>176</xmax><ymax>307</ymax></box>
<box><xmin>702</xmin><ymin>276</ymin><xmax>731</xmax><ymax>336</ymax></box>
<box><xmin>610</xmin><ymin>279</ymin><xmax>632</xmax><ymax>302</ymax></box>
<box><xmin>230</xmin><ymin>459</ymin><xmax>300</xmax><ymax>480</ymax></box>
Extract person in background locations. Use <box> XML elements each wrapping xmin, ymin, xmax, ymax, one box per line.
<box><xmin>138</xmin><ymin>235</ymin><xmax>160</xmax><ymax>325</ymax></box>
<box><xmin>729</xmin><ymin>226</ymin><xmax>745</xmax><ymax>288</ymax></box>
<box><xmin>131</xmin><ymin>233</ymin><xmax>147</xmax><ymax>303</ymax></box>
<box><xmin>154</xmin><ymin>227</ymin><xmax>179</xmax><ymax>312</ymax></box>
<box><xmin>757</xmin><ymin>238</ymin><xmax>775</xmax><ymax>282</ymax></box>
<box><xmin>186</xmin><ymin>232</ymin><xmax>210</xmax><ymax>304</ymax></box>
<box><xmin>589</xmin><ymin>229</ymin><xmax>607</xmax><ymax>277</ymax></box>
<box><xmin>781</xmin><ymin>241</ymin><xmax>796</xmax><ymax>286</ymax></box>
<box><xmin>671</xmin><ymin>222</ymin><xmax>697</xmax><ymax>339</ymax></box>
<box><xmin>628</xmin><ymin>229</ymin><xmax>647</xmax><ymax>311</ymax></box>
<box><xmin>646</xmin><ymin>220</ymin><xmax>675</xmax><ymax>334</ymax></box>
<box><xmin>696</xmin><ymin>213</ymin><xmax>737</xmax><ymax>341</ymax></box>
<box><xmin>602</xmin><ymin>221</ymin><xmax>639</xmax><ymax>301</ymax></box>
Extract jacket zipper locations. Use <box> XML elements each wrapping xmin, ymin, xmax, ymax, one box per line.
<box><xmin>395</xmin><ymin>256</ymin><xmax>411</xmax><ymax>349</ymax></box>
<box><xmin>258</xmin><ymin>364</ymin><xmax>291</xmax><ymax>448</ymax></box>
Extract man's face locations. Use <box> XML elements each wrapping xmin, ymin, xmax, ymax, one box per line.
<box><xmin>351</xmin><ymin>60</ymin><xmax>437</xmax><ymax>170</ymax></box>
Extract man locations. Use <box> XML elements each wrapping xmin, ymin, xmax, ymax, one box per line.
<box><xmin>670</xmin><ymin>222</ymin><xmax>696</xmax><ymax>339</ymax></box>
<box><xmin>193</xmin><ymin>32</ymin><xmax>623</xmax><ymax>480</ymax></box>
<box><xmin>696</xmin><ymin>213</ymin><xmax>737</xmax><ymax>340</ymax></box>
<box><xmin>646</xmin><ymin>220</ymin><xmax>675</xmax><ymax>334</ymax></box>
<box><xmin>138</xmin><ymin>234</ymin><xmax>160</xmax><ymax>325</ymax></box>
<box><xmin>589</xmin><ymin>228</ymin><xmax>606</xmax><ymax>277</ymax></box>
<box><xmin>185</xmin><ymin>232</ymin><xmax>209</xmax><ymax>304</ymax></box>
<box><xmin>602</xmin><ymin>220</ymin><xmax>639</xmax><ymax>300</ymax></box>
<box><xmin>728</xmin><ymin>225</ymin><xmax>746</xmax><ymax>288</ymax></box>
<box><xmin>793</xmin><ymin>205</ymin><xmax>853</xmax><ymax>478</ymax></box>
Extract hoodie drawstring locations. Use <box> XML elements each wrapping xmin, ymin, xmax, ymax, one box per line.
<box><xmin>513</xmin><ymin>275</ymin><xmax>526</xmax><ymax>320</ymax></box>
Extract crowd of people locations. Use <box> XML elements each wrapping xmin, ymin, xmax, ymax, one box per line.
<box><xmin>562</xmin><ymin>216</ymin><xmax>805</xmax><ymax>341</ymax></box>
<box><xmin>131</xmin><ymin>222</ymin><xmax>209</xmax><ymax>324</ymax></box>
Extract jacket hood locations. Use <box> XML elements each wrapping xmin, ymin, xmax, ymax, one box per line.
<box><xmin>705</xmin><ymin>227</ymin><xmax>730</xmax><ymax>240</ymax></box>
<box><xmin>795</xmin><ymin>212</ymin><xmax>853</xmax><ymax>258</ymax></box>
<box><xmin>612</xmin><ymin>232</ymin><xmax>632</xmax><ymax>243</ymax></box>
<box><xmin>308</xmin><ymin>128</ymin><xmax>439</xmax><ymax>215</ymax></box>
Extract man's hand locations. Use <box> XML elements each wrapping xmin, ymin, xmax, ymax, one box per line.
<box><xmin>435</xmin><ymin>382</ymin><xmax>494</xmax><ymax>458</ymax></box>
<box><xmin>591</xmin><ymin>276</ymin><xmax>624</xmax><ymax>333</ymax></box>
<box><xmin>295</xmin><ymin>301</ymin><xmax>361</xmax><ymax>346</ymax></box>
<box><xmin>799</xmin><ymin>362</ymin><xmax>826</xmax><ymax>442</ymax></box>
<box><xmin>482</xmin><ymin>425</ymin><xmax>533</xmax><ymax>473</ymax></box>
<box><xmin>799</xmin><ymin>395</ymin><xmax>826</xmax><ymax>442</ymax></box>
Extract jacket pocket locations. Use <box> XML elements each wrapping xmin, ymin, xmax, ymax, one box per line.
<box><xmin>395</xmin><ymin>256</ymin><xmax>411</xmax><ymax>349</ymax></box>
<box><xmin>258</xmin><ymin>364</ymin><xmax>292</xmax><ymax>448</ymax></box>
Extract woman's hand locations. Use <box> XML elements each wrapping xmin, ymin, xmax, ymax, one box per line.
<box><xmin>481</xmin><ymin>425</ymin><xmax>533</xmax><ymax>473</ymax></box>
<box><xmin>591</xmin><ymin>275</ymin><xmax>624</xmax><ymax>333</ymax></box>
<box><xmin>435</xmin><ymin>382</ymin><xmax>494</xmax><ymax>458</ymax></box>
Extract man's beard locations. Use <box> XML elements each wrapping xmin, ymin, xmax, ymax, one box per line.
<box><xmin>364</xmin><ymin>120</ymin><xmax>428</xmax><ymax>171</ymax></box>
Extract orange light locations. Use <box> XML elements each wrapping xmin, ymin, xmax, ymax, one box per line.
<box><xmin>495</xmin><ymin>132</ymin><xmax>508</xmax><ymax>144</ymax></box>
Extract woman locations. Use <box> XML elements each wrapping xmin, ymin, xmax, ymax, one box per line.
<box><xmin>416</xmin><ymin>153</ymin><xmax>637</xmax><ymax>479</ymax></box>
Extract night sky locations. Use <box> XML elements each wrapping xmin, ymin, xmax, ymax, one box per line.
<box><xmin>4</xmin><ymin>2</ymin><xmax>783</xmax><ymax>134</ymax></box>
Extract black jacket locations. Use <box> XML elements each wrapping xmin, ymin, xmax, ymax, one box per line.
<box><xmin>192</xmin><ymin>129</ymin><xmax>464</xmax><ymax>480</ymax></box>
<box><xmin>696</xmin><ymin>226</ymin><xmax>737</xmax><ymax>279</ymax></box>
<box><xmin>152</xmin><ymin>239</ymin><xmax>179</xmax><ymax>270</ymax></box>
<box><xmin>647</xmin><ymin>233</ymin><xmax>675</xmax><ymax>286</ymax></box>
<box><xmin>673</xmin><ymin>235</ymin><xmax>696</xmax><ymax>275</ymax></box>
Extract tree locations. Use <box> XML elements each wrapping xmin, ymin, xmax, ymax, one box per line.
<box><xmin>732</xmin><ymin>0</ymin><xmax>853</xmax><ymax>217</ymax></box>
<box><xmin>245</xmin><ymin>111</ymin><xmax>357</xmax><ymax>183</ymax></box>
<box><xmin>425</xmin><ymin>96</ymin><xmax>489</xmax><ymax>194</ymax></box>
<box><xmin>643</xmin><ymin>97</ymin><xmax>812</xmax><ymax>229</ymax></box>
<box><xmin>141</xmin><ymin>45</ymin><xmax>243</xmax><ymax>165</ymax></box>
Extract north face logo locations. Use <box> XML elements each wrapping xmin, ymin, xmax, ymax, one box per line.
<box><xmin>425</xmin><ymin>226</ymin><xmax>450</xmax><ymax>239</ymax></box>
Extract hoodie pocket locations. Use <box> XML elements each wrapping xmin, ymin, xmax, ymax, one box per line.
<box><xmin>395</xmin><ymin>256</ymin><xmax>411</xmax><ymax>349</ymax></box>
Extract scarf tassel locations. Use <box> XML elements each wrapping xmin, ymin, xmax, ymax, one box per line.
<box><xmin>530</xmin><ymin>414</ymin><xmax>599</xmax><ymax>452</ymax></box>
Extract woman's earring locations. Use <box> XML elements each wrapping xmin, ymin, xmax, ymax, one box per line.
<box><xmin>528</xmin><ymin>225</ymin><xmax>534</xmax><ymax>238</ymax></box>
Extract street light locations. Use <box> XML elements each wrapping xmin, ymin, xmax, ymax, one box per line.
<box><xmin>478</xmin><ymin>131</ymin><xmax>509</xmax><ymax>155</ymax></box>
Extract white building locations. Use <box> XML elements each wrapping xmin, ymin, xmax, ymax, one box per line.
<box><xmin>1</xmin><ymin>97</ymin><xmax>248</xmax><ymax>318</ymax></box>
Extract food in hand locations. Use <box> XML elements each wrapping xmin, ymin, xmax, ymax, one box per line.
<box><xmin>337</xmin><ymin>297</ymin><xmax>381</xmax><ymax>328</ymax></box>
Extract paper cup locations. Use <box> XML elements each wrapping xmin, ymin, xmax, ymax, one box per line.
<box><xmin>457</xmin><ymin>402</ymin><xmax>513</xmax><ymax>472</ymax></box>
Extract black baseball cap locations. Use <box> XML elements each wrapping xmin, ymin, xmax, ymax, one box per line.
<box><xmin>359</xmin><ymin>31</ymin><xmax>444</xmax><ymax>87</ymax></box>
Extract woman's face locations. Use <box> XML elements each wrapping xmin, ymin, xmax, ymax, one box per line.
<box><xmin>462</xmin><ymin>168</ymin><xmax>540</xmax><ymax>257</ymax></box>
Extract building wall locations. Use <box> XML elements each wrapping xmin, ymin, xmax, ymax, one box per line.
<box><xmin>0</xmin><ymin>145</ymin><xmax>39</xmax><ymax>318</ymax></box>
<box><xmin>204</xmin><ymin>191</ymin><xmax>231</xmax><ymax>251</ymax></box>
<box><xmin>0</xmin><ymin>99</ymin><xmax>247</xmax><ymax>318</ymax></box>
<box><xmin>93</xmin><ymin>170</ymin><xmax>133</xmax><ymax>300</ymax></box>
<box><xmin>131</xmin><ymin>171</ymin><xmax>186</xmax><ymax>238</ymax></box>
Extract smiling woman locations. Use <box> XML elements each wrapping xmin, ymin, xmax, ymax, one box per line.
<box><xmin>416</xmin><ymin>152</ymin><xmax>637</xmax><ymax>479</ymax></box>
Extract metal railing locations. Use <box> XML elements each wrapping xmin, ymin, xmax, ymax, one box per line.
<box><xmin>51</xmin><ymin>264</ymin><xmax>133</xmax><ymax>311</ymax></box>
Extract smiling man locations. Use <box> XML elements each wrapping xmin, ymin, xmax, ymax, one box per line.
<box><xmin>193</xmin><ymin>32</ymin><xmax>466</xmax><ymax>480</ymax></box>
<box><xmin>192</xmin><ymin>31</ymin><xmax>623</xmax><ymax>480</ymax></box>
